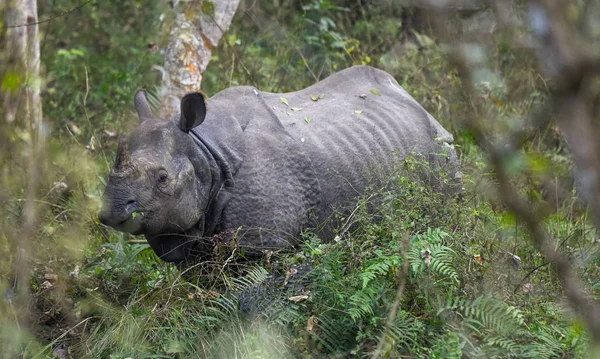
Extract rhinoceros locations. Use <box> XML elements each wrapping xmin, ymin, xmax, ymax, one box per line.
<box><xmin>98</xmin><ymin>65</ymin><xmax>460</xmax><ymax>264</ymax></box>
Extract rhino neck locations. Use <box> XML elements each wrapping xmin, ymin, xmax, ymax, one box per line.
<box><xmin>189</xmin><ymin>129</ymin><xmax>240</xmax><ymax>236</ymax></box>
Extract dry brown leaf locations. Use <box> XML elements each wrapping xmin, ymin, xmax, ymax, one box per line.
<box><xmin>288</xmin><ymin>295</ymin><xmax>309</xmax><ymax>303</ymax></box>
<box><xmin>473</xmin><ymin>254</ymin><xmax>485</xmax><ymax>265</ymax></box>
<box><xmin>44</xmin><ymin>273</ymin><xmax>58</xmax><ymax>281</ymax></box>
<box><xmin>306</xmin><ymin>315</ymin><xmax>316</xmax><ymax>331</ymax></box>
<box><xmin>422</xmin><ymin>248</ymin><xmax>431</xmax><ymax>268</ymax></box>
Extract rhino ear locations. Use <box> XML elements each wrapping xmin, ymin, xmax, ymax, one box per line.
<box><xmin>134</xmin><ymin>89</ymin><xmax>153</xmax><ymax>123</ymax></box>
<box><xmin>178</xmin><ymin>92</ymin><xmax>207</xmax><ymax>132</ymax></box>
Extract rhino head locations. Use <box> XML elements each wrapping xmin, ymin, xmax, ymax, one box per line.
<box><xmin>98</xmin><ymin>89</ymin><xmax>213</xmax><ymax>264</ymax></box>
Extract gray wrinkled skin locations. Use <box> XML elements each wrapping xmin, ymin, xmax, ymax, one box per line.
<box><xmin>98</xmin><ymin>66</ymin><xmax>460</xmax><ymax>264</ymax></box>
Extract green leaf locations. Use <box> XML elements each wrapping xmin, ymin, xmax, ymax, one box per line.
<box><xmin>70</xmin><ymin>48</ymin><xmax>86</xmax><ymax>57</ymax></box>
<box><xmin>280</xmin><ymin>97</ymin><xmax>289</xmax><ymax>106</ymax></box>
<box><xmin>354</xmin><ymin>110</ymin><xmax>363</xmax><ymax>115</ymax></box>
<box><xmin>370</xmin><ymin>88</ymin><xmax>381</xmax><ymax>96</ymax></box>
<box><xmin>305</xmin><ymin>116</ymin><xmax>312</xmax><ymax>124</ymax></box>
<box><xmin>291</xmin><ymin>107</ymin><xmax>302</xmax><ymax>112</ymax></box>
<box><xmin>310</xmin><ymin>94</ymin><xmax>319</xmax><ymax>101</ymax></box>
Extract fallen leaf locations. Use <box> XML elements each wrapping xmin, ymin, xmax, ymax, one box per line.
<box><xmin>187</xmin><ymin>290</ymin><xmax>221</xmax><ymax>300</ymax></box>
<box><xmin>280</xmin><ymin>97</ymin><xmax>289</xmax><ymax>106</ymax></box>
<box><xmin>355</xmin><ymin>110</ymin><xmax>363</xmax><ymax>115</ymax></box>
<box><xmin>51</xmin><ymin>181</ymin><xmax>69</xmax><ymax>194</ymax></box>
<box><xmin>421</xmin><ymin>248</ymin><xmax>431</xmax><ymax>268</ymax></box>
<box><xmin>104</xmin><ymin>130</ymin><xmax>117</xmax><ymax>138</ymax></box>
<box><xmin>310</xmin><ymin>94</ymin><xmax>319</xmax><ymax>101</ymax></box>
<box><xmin>53</xmin><ymin>344</ymin><xmax>71</xmax><ymax>359</ymax></box>
<box><xmin>305</xmin><ymin>116</ymin><xmax>311</xmax><ymax>124</ymax></box>
<box><xmin>70</xmin><ymin>265</ymin><xmax>80</xmax><ymax>278</ymax></box>
<box><xmin>69</xmin><ymin>123</ymin><xmax>81</xmax><ymax>135</ymax></box>
<box><xmin>473</xmin><ymin>254</ymin><xmax>485</xmax><ymax>265</ymax></box>
<box><xmin>285</xmin><ymin>265</ymin><xmax>298</xmax><ymax>285</ymax></box>
<box><xmin>306</xmin><ymin>315</ymin><xmax>316</xmax><ymax>331</ymax></box>
<box><xmin>44</xmin><ymin>273</ymin><xmax>58</xmax><ymax>281</ymax></box>
<box><xmin>86</xmin><ymin>135</ymin><xmax>96</xmax><ymax>151</ymax></box>
<box><xmin>319</xmin><ymin>94</ymin><xmax>325</xmax><ymax>99</ymax></box>
<box><xmin>288</xmin><ymin>295</ymin><xmax>309</xmax><ymax>303</ymax></box>
<box><xmin>264</xmin><ymin>250</ymin><xmax>273</xmax><ymax>267</ymax></box>
<box><xmin>291</xmin><ymin>107</ymin><xmax>302</xmax><ymax>112</ymax></box>
<box><xmin>370</xmin><ymin>88</ymin><xmax>381</xmax><ymax>96</ymax></box>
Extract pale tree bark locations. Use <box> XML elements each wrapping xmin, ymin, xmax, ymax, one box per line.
<box><xmin>2</xmin><ymin>0</ymin><xmax>43</xmax><ymax>328</ymax></box>
<box><xmin>158</xmin><ymin>0</ymin><xmax>240</xmax><ymax>118</ymax></box>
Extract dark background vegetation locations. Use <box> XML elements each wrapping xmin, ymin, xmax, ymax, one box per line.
<box><xmin>2</xmin><ymin>0</ymin><xmax>600</xmax><ymax>357</ymax></box>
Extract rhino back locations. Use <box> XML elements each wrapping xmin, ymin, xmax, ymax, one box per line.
<box><xmin>262</xmin><ymin>66</ymin><xmax>451</xmax><ymax>223</ymax></box>
<box><xmin>199</xmin><ymin>86</ymin><xmax>320</xmax><ymax>249</ymax></box>
<box><xmin>197</xmin><ymin>66</ymin><xmax>455</xmax><ymax>248</ymax></box>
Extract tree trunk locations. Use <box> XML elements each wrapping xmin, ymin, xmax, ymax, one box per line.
<box><xmin>1</xmin><ymin>0</ymin><xmax>43</xmax><ymax>328</ymax></box>
<box><xmin>159</xmin><ymin>0</ymin><xmax>240</xmax><ymax>118</ymax></box>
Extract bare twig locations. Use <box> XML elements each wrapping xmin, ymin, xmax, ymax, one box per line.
<box><xmin>6</xmin><ymin>0</ymin><xmax>93</xmax><ymax>28</ymax></box>
<box><xmin>371</xmin><ymin>233</ymin><xmax>410</xmax><ymax>359</ymax></box>
<box><xmin>451</xmin><ymin>39</ymin><xmax>600</xmax><ymax>343</ymax></box>
<box><xmin>295</xmin><ymin>45</ymin><xmax>319</xmax><ymax>83</ymax></box>
<box><xmin>423</xmin><ymin>1</ymin><xmax>600</xmax><ymax>341</ymax></box>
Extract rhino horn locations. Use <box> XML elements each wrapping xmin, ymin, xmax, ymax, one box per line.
<box><xmin>134</xmin><ymin>88</ymin><xmax>153</xmax><ymax>123</ymax></box>
<box><xmin>114</xmin><ymin>132</ymin><xmax>132</xmax><ymax>172</ymax></box>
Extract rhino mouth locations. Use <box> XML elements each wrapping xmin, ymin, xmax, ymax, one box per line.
<box><xmin>105</xmin><ymin>210</ymin><xmax>145</xmax><ymax>235</ymax></box>
<box><xmin>118</xmin><ymin>211</ymin><xmax>145</xmax><ymax>233</ymax></box>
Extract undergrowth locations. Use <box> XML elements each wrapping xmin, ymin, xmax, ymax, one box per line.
<box><xmin>33</xmin><ymin>159</ymin><xmax>584</xmax><ymax>358</ymax></box>
<box><xmin>2</xmin><ymin>1</ymin><xmax>600</xmax><ymax>358</ymax></box>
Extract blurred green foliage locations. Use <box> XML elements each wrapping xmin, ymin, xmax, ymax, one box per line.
<box><xmin>40</xmin><ymin>0</ymin><xmax>164</xmax><ymax>140</ymax></box>
<box><xmin>1</xmin><ymin>0</ymin><xmax>600</xmax><ymax>358</ymax></box>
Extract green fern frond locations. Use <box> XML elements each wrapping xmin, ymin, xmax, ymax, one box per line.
<box><xmin>313</xmin><ymin>314</ymin><xmax>356</xmax><ymax>355</ymax></box>
<box><xmin>229</xmin><ymin>266</ymin><xmax>270</xmax><ymax>293</ymax></box>
<box><xmin>360</xmin><ymin>255</ymin><xmax>401</xmax><ymax>289</ymax></box>
<box><xmin>409</xmin><ymin>230</ymin><xmax>459</xmax><ymax>284</ymax></box>
<box><xmin>348</xmin><ymin>287</ymin><xmax>377</xmax><ymax>321</ymax></box>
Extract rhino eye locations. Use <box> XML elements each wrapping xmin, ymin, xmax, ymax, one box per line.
<box><xmin>156</xmin><ymin>170</ymin><xmax>169</xmax><ymax>185</ymax></box>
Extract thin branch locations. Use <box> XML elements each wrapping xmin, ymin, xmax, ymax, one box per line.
<box><xmin>6</xmin><ymin>0</ymin><xmax>93</xmax><ymax>28</ymax></box>
<box><xmin>423</xmin><ymin>1</ymin><xmax>600</xmax><ymax>341</ymax></box>
<box><xmin>452</xmin><ymin>45</ymin><xmax>600</xmax><ymax>342</ymax></box>
<box><xmin>372</xmin><ymin>233</ymin><xmax>410</xmax><ymax>359</ymax></box>
<box><xmin>513</xmin><ymin>262</ymin><xmax>548</xmax><ymax>294</ymax></box>
<box><xmin>295</xmin><ymin>45</ymin><xmax>319</xmax><ymax>83</ymax></box>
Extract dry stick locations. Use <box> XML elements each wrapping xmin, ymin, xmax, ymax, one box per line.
<box><xmin>371</xmin><ymin>233</ymin><xmax>410</xmax><ymax>359</ymax></box>
<box><xmin>6</xmin><ymin>0</ymin><xmax>93</xmax><ymax>28</ymax></box>
<box><xmin>531</xmin><ymin>0</ymin><xmax>600</xmax><ymax>232</ymax></box>
<box><xmin>450</xmin><ymin>50</ymin><xmax>600</xmax><ymax>341</ymax></box>
<box><xmin>295</xmin><ymin>45</ymin><xmax>319</xmax><ymax>83</ymax></box>
<box><xmin>422</xmin><ymin>1</ymin><xmax>600</xmax><ymax>341</ymax></box>
<box><xmin>32</xmin><ymin>317</ymin><xmax>94</xmax><ymax>358</ymax></box>
<box><xmin>513</xmin><ymin>262</ymin><xmax>548</xmax><ymax>294</ymax></box>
